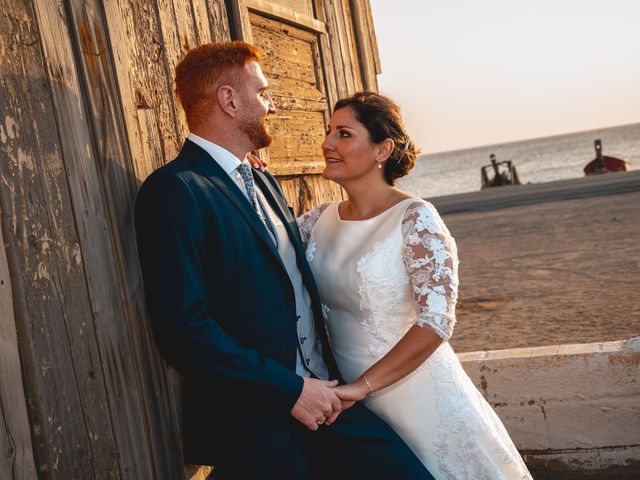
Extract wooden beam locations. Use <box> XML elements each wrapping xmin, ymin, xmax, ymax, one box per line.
<box><xmin>246</xmin><ymin>0</ymin><xmax>327</xmax><ymax>33</ymax></box>
<box><xmin>228</xmin><ymin>0</ymin><xmax>254</xmax><ymax>42</ymax></box>
<box><xmin>363</xmin><ymin>0</ymin><xmax>381</xmax><ymax>75</ymax></box>
<box><xmin>348</xmin><ymin>0</ymin><xmax>378</xmax><ymax>91</ymax></box>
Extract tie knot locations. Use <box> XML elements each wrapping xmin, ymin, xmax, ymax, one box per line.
<box><xmin>237</xmin><ymin>162</ymin><xmax>252</xmax><ymax>178</ymax></box>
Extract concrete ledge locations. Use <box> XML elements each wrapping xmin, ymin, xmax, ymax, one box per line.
<box><xmin>458</xmin><ymin>337</ymin><xmax>640</xmax><ymax>478</ymax></box>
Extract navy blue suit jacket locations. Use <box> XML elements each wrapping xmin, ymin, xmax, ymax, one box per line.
<box><xmin>135</xmin><ymin>139</ymin><xmax>339</xmax><ymax>469</ymax></box>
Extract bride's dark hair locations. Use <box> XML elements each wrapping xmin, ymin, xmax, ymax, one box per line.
<box><xmin>333</xmin><ymin>92</ymin><xmax>420</xmax><ymax>185</ymax></box>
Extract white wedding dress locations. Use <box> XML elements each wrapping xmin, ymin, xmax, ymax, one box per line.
<box><xmin>298</xmin><ymin>199</ymin><xmax>531</xmax><ymax>480</ymax></box>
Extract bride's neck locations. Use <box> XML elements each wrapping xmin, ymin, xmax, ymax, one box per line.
<box><xmin>342</xmin><ymin>181</ymin><xmax>401</xmax><ymax>219</ymax></box>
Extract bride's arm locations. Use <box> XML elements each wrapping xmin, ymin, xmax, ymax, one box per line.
<box><xmin>331</xmin><ymin>202</ymin><xmax>458</xmax><ymax>417</ymax></box>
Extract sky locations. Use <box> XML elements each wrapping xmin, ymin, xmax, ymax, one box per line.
<box><xmin>369</xmin><ymin>0</ymin><xmax>640</xmax><ymax>153</ymax></box>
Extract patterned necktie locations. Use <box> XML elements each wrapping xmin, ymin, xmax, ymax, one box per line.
<box><xmin>237</xmin><ymin>163</ymin><xmax>260</xmax><ymax>213</ymax></box>
<box><xmin>237</xmin><ymin>163</ymin><xmax>277</xmax><ymax>244</ymax></box>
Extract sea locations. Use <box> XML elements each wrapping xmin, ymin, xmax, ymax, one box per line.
<box><xmin>398</xmin><ymin>123</ymin><xmax>640</xmax><ymax>198</ymax></box>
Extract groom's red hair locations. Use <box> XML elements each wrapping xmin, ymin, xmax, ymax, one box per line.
<box><xmin>175</xmin><ymin>41</ymin><xmax>261</xmax><ymax>129</ymax></box>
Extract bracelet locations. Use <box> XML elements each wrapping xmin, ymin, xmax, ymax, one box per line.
<box><xmin>361</xmin><ymin>374</ymin><xmax>374</xmax><ymax>398</ymax></box>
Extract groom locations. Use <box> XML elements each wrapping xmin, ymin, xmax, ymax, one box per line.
<box><xmin>135</xmin><ymin>41</ymin><xmax>432</xmax><ymax>480</ymax></box>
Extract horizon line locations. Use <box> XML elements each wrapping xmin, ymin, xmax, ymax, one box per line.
<box><xmin>420</xmin><ymin>121</ymin><xmax>640</xmax><ymax>157</ymax></box>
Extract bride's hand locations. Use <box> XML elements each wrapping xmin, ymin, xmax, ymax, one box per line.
<box><xmin>326</xmin><ymin>381</ymin><xmax>369</xmax><ymax>425</ymax></box>
<box><xmin>246</xmin><ymin>153</ymin><xmax>267</xmax><ymax>171</ymax></box>
<box><xmin>334</xmin><ymin>381</ymin><xmax>369</xmax><ymax>402</ymax></box>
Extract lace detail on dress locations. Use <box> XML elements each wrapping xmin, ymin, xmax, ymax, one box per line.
<box><xmin>430</xmin><ymin>345</ymin><xmax>533</xmax><ymax>479</ymax></box>
<box><xmin>356</xmin><ymin>230</ymin><xmax>410</xmax><ymax>358</ymax></box>
<box><xmin>296</xmin><ymin>203</ymin><xmax>330</xmax><ymax>261</ymax></box>
<box><xmin>401</xmin><ymin>201</ymin><xmax>459</xmax><ymax>341</ymax></box>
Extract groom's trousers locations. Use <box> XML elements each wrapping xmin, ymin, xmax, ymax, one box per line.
<box><xmin>212</xmin><ymin>402</ymin><xmax>435</xmax><ymax>480</ymax></box>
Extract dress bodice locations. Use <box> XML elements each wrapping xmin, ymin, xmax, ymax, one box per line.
<box><xmin>298</xmin><ymin>199</ymin><xmax>459</xmax><ymax>382</ymax></box>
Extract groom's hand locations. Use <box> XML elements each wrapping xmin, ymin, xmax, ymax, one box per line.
<box><xmin>290</xmin><ymin>378</ymin><xmax>342</xmax><ymax>431</ymax></box>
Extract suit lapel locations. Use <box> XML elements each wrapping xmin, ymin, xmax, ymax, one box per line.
<box><xmin>253</xmin><ymin>171</ymin><xmax>305</xmax><ymax>248</ymax></box>
<box><xmin>183</xmin><ymin>140</ymin><xmax>285</xmax><ymax>267</ymax></box>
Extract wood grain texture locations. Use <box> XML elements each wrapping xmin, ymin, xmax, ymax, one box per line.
<box><xmin>362</xmin><ymin>0</ymin><xmax>381</xmax><ymax>74</ymax></box>
<box><xmin>0</xmin><ymin>205</ymin><xmax>37</xmax><ymax>479</ymax></box>
<box><xmin>250</xmin><ymin>12</ymin><xmax>328</xmax><ymax>176</ymax></box>
<box><xmin>317</xmin><ymin>0</ymin><xmax>365</xmax><ymax>99</ymax></box>
<box><xmin>348</xmin><ymin>0</ymin><xmax>378</xmax><ymax>90</ymax></box>
<box><xmin>1</xmin><ymin>2</ymin><xmax>119</xmax><ymax>477</ymax></box>
<box><xmin>229</xmin><ymin>0</ymin><xmax>254</xmax><ymax>43</ymax></box>
<box><xmin>247</xmin><ymin>0</ymin><xmax>326</xmax><ymax>32</ymax></box>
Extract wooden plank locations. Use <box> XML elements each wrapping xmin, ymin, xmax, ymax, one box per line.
<box><xmin>229</xmin><ymin>0</ymin><xmax>254</xmax><ymax>42</ymax></box>
<box><xmin>204</xmin><ymin>0</ymin><xmax>233</xmax><ymax>42</ymax></box>
<box><xmin>319</xmin><ymin>0</ymin><xmax>355</xmax><ymax>98</ymax></box>
<box><xmin>247</xmin><ymin>0</ymin><xmax>326</xmax><ymax>33</ymax></box>
<box><xmin>363</xmin><ymin>0</ymin><xmax>381</xmax><ymax>75</ymax></box>
<box><xmin>0</xmin><ymin>205</ymin><xmax>37</xmax><ymax>480</ymax></box>
<box><xmin>157</xmin><ymin>0</ymin><xmax>204</xmax><ymax>141</ymax></box>
<box><xmin>0</xmin><ymin>1</ymin><xmax>120</xmax><ymax>476</ymax></box>
<box><xmin>348</xmin><ymin>0</ymin><xmax>378</xmax><ymax>90</ymax></box>
<box><xmin>341</xmin><ymin>0</ymin><xmax>363</xmax><ymax>91</ymax></box>
<box><xmin>313</xmin><ymin>0</ymin><xmax>339</xmax><ymax>111</ymax></box>
<box><xmin>102</xmin><ymin>0</ymin><xmax>184</xmax><ymax>182</ymax></box>
<box><xmin>191</xmin><ymin>0</ymin><xmax>213</xmax><ymax>44</ymax></box>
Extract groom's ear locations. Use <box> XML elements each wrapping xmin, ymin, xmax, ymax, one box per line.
<box><xmin>375</xmin><ymin>138</ymin><xmax>395</xmax><ymax>162</ymax></box>
<box><xmin>217</xmin><ymin>84</ymin><xmax>238</xmax><ymax>118</ymax></box>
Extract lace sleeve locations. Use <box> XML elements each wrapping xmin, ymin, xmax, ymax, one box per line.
<box><xmin>401</xmin><ymin>201</ymin><xmax>459</xmax><ymax>341</ymax></box>
<box><xmin>296</xmin><ymin>203</ymin><xmax>330</xmax><ymax>249</ymax></box>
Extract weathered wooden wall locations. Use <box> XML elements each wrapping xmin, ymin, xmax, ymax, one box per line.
<box><xmin>0</xmin><ymin>0</ymin><xmax>379</xmax><ymax>478</ymax></box>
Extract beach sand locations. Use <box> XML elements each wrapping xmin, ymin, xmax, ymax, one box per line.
<box><xmin>431</xmin><ymin>172</ymin><xmax>640</xmax><ymax>353</ymax></box>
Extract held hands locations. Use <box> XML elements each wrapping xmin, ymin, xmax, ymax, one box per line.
<box><xmin>291</xmin><ymin>377</ymin><xmax>371</xmax><ymax>429</ymax></box>
<box><xmin>290</xmin><ymin>378</ymin><xmax>342</xmax><ymax>431</ymax></box>
<box><xmin>328</xmin><ymin>379</ymin><xmax>370</xmax><ymax>423</ymax></box>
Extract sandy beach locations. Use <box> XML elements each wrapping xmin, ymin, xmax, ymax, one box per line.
<box><xmin>431</xmin><ymin>171</ymin><xmax>640</xmax><ymax>353</ymax></box>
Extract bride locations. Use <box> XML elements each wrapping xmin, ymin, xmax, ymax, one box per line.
<box><xmin>294</xmin><ymin>92</ymin><xmax>532</xmax><ymax>479</ymax></box>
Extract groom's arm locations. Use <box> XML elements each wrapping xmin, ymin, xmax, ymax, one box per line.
<box><xmin>135</xmin><ymin>170</ymin><xmax>303</xmax><ymax>415</ymax></box>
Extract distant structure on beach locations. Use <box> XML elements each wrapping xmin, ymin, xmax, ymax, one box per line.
<box><xmin>584</xmin><ymin>139</ymin><xmax>630</xmax><ymax>175</ymax></box>
<box><xmin>480</xmin><ymin>154</ymin><xmax>522</xmax><ymax>189</ymax></box>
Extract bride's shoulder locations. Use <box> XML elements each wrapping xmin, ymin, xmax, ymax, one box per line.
<box><xmin>401</xmin><ymin>197</ymin><xmax>441</xmax><ymax>219</ymax></box>
<box><xmin>296</xmin><ymin>201</ymin><xmax>334</xmax><ymax>231</ymax></box>
<box><xmin>400</xmin><ymin>198</ymin><xmax>449</xmax><ymax>235</ymax></box>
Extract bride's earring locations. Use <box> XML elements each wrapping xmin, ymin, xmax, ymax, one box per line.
<box><xmin>377</xmin><ymin>163</ymin><xmax>382</xmax><ymax>169</ymax></box>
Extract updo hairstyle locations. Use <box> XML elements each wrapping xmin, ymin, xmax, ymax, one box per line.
<box><xmin>333</xmin><ymin>91</ymin><xmax>420</xmax><ymax>185</ymax></box>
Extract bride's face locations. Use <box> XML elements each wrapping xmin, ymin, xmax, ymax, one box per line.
<box><xmin>321</xmin><ymin>107</ymin><xmax>380</xmax><ymax>185</ymax></box>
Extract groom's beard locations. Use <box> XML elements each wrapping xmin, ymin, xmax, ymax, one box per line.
<box><xmin>240</xmin><ymin>117</ymin><xmax>272</xmax><ymax>150</ymax></box>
